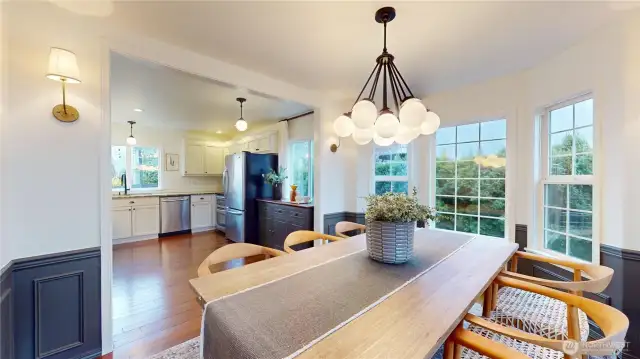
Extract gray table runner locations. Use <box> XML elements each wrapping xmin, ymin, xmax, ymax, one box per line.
<box><xmin>202</xmin><ymin>230</ymin><xmax>472</xmax><ymax>359</ymax></box>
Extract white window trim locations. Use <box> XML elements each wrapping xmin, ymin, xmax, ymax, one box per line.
<box><xmin>535</xmin><ymin>93</ymin><xmax>599</xmax><ymax>264</ymax></box>
<box><xmin>288</xmin><ymin>140</ymin><xmax>314</xmax><ymax>199</ymax></box>
<box><xmin>371</xmin><ymin>144</ymin><xmax>410</xmax><ymax>194</ymax></box>
<box><xmin>112</xmin><ymin>145</ymin><xmax>163</xmax><ymax>193</ymax></box>
<box><xmin>431</xmin><ymin>119</ymin><xmax>509</xmax><ymax>240</ymax></box>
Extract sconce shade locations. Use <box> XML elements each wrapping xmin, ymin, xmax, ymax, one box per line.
<box><xmin>46</xmin><ymin>48</ymin><xmax>81</xmax><ymax>83</ymax></box>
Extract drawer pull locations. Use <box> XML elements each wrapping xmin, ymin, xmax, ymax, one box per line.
<box><xmin>129</xmin><ymin>201</ymin><xmax>135</xmax><ymax>204</ymax></box>
<box><xmin>200</xmin><ymin>197</ymin><xmax>204</xmax><ymax>200</ymax></box>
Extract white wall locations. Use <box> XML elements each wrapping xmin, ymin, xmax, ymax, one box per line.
<box><xmin>111</xmin><ymin>124</ymin><xmax>223</xmax><ymax>192</ymax></box>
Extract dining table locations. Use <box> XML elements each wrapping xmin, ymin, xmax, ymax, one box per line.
<box><xmin>189</xmin><ymin>229</ymin><xmax>518</xmax><ymax>359</ymax></box>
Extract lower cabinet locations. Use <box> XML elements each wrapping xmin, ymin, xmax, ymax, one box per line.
<box><xmin>112</xmin><ymin>197</ymin><xmax>160</xmax><ymax>242</ymax></box>
<box><xmin>191</xmin><ymin>195</ymin><xmax>215</xmax><ymax>231</ymax></box>
<box><xmin>258</xmin><ymin>200</ymin><xmax>314</xmax><ymax>251</ymax></box>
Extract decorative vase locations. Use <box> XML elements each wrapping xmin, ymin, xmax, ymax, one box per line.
<box><xmin>290</xmin><ymin>185</ymin><xmax>298</xmax><ymax>202</ymax></box>
<box><xmin>365</xmin><ymin>220</ymin><xmax>415</xmax><ymax>264</ymax></box>
<box><xmin>272</xmin><ymin>183</ymin><xmax>282</xmax><ymax>200</ymax></box>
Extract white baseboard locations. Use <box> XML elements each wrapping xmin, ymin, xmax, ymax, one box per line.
<box><xmin>113</xmin><ymin>233</ymin><xmax>158</xmax><ymax>245</ymax></box>
<box><xmin>192</xmin><ymin>226</ymin><xmax>216</xmax><ymax>233</ymax></box>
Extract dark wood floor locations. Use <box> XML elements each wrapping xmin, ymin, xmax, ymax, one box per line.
<box><xmin>108</xmin><ymin>230</ymin><xmax>255</xmax><ymax>359</ymax></box>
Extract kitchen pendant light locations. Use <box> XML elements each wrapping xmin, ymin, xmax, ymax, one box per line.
<box><xmin>235</xmin><ymin>97</ymin><xmax>248</xmax><ymax>132</ymax></box>
<box><xmin>126</xmin><ymin>120</ymin><xmax>137</xmax><ymax>146</ymax></box>
<box><xmin>333</xmin><ymin>7</ymin><xmax>440</xmax><ymax>146</ymax></box>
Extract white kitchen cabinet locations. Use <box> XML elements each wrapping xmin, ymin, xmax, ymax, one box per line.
<box><xmin>184</xmin><ymin>144</ymin><xmax>204</xmax><ymax>175</ymax></box>
<box><xmin>204</xmin><ymin>146</ymin><xmax>224</xmax><ymax>175</ymax></box>
<box><xmin>132</xmin><ymin>204</ymin><xmax>160</xmax><ymax>236</ymax></box>
<box><xmin>246</xmin><ymin>133</ymin><xmax>277</xmax><ymax>153</ymax></box>
<box><xmin>112</xmin><ymin>207</ymin><xmax>133</xmax><ymax>240</ymax></box>
<box><xmin>191</xmin><ymin>200</ymin><xmax>213</xmax><ymax>230</ymax></box>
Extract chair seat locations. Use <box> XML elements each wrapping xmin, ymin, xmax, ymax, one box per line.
<box><xmin>460</xmin><ymin>323</ymin><xmax>564</xmax><ymax>359</ymax></box>
<box><xmin>490</xmin><ymin>287</ymin><xmax>589</xmax><ymax>341</ymax></box>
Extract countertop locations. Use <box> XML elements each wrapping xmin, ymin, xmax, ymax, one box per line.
<box><xmin>112</xmin><ymin>191</ymin><xmax>224</xmax><ymax>199</ymax></box>
<box><xmin>256</xmin><ymin>198</ymin><xmax>314</xmax><ymax>208</ymax></box>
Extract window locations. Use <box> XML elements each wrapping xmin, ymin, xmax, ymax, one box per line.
<box><xmin>540</xmin><ymin>97</ymin><xmax>594</xmax><ymax>261</ymax></box>
<box><xmin>434</xmin><ymin>119</ymin><xmax>506</xmax><ymax>238</ymax></box>
<box><xmin>111</xmin><ymin>146</ymin><xmax>161</xmax><ymax>191</ymax></box>
<box><xmin>289</xmin><ymin>141</ymin><xmax>313</xmax><ymax>198</ymax></box>
<box><xmin>374</xmin><ymin>144</ymin><xmax>408</xmax><ymax>195</ymax></box>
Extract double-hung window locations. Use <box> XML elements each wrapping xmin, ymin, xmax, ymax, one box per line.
<box><xmin>111</xmin><ymin>146</ymin><xmax>161</xmax><ymax>191</ymax></box>
<box><xmin>289</xmin><ymin>140</ymin><xmax>314</xmax><ymax>198</ymax></box>
<box><xmin>434</xmin><ymin>119</ymin><xmax>507</xmax><ymax>238</ymax></box>
<box><xmin>539</xmin><ymin>96</ymin><xmax>595</xmax><ymax>262</ymax></box>
<box><xmin>374</xmin><ymin>144</ymin><xmax>408</xmax><ymax>195</ymax></box>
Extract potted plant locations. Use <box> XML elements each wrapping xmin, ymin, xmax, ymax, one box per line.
<box><xmin>364</xmin><ymin>188</ymin><xmax>436</xmax><ymax>264</ymax></box>
<box><xmin>263</xmin><ymin>166</ymin><xmax>288</xmax><ymax>200</ymax></box>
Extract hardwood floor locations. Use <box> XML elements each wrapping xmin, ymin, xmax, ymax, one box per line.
<box><xmin>109</xmin><ymin>230</ymin><xmax>259</xmax><ymax>359</ymax></box>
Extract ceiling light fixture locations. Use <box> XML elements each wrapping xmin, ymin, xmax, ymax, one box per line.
<box><xmin>133</xmin><ymin>108</ymin><xmax>143</xmax><ymax>112</ymax></box>
<box><xmin>216</xmin><ymin>130</ymin><xmax>222</xmax><ymax>134</ymax></box>
<box><xmin>235</xmin><ymin>97</ymin><xmax>248</xmax><ymax>132</ymax></box>
<box><xmin>332</xmin><ymin>7</ymin><xmax>440</xmax><ymax>146</ymax></box>
<box><xmin>126</xmin><ymin>120</ymin><xmax>137</xmax><ymax>146</ymax></box>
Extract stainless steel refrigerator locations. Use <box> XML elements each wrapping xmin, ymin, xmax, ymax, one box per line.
<box><xmin>223</xmin><ymin>151</ymin><xmax>278</xmax><ymax>243</ymax></box>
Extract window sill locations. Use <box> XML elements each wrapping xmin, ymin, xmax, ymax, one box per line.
<box><xmin>428</xmin><ymin>227</ymin><xmax>510</xmax><ymax>243</ymax></box>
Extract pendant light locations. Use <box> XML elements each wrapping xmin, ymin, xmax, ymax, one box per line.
<box><xmin>126</xmin><ymin>120</ymin><xmax>136</xmax><ymax>146</ymax></box>
<box><xmin>235</xmin><ymin>97</ymin><xmax>248</xmax><ymax>132</ymax></box>
<box><xmin>333</xmin><ymin>7</ymin><xmax>440</xmax><ymax>146</ymax></box>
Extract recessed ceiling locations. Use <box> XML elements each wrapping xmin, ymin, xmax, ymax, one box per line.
<box><xmin>110</xmin><ymin>52</ymin><xmax>311</xmax><ymax>132</ymax></box>
<box><xmin>105</xmin><ymin>1</ymin><xmax>628</xmax><ymax>97</ymax></box>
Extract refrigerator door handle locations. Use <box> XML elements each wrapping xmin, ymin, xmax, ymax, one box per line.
<box><xmin>222</xmin><ymin>169</ymin><xmax>228</xmax><ymax>194</ymax></box>
<box><xmin>227</xmin><ymin>208</ymin><xmax>243</xmax><ymax>215</ymax></box>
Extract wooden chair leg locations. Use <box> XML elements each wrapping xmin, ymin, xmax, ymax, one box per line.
<box><xmin>491</xmin><ymin>283</ymin><xmax>499</xmax><ymax>311</ymax></box>
<box><xmin>483</xmin><ymin>286</ymin><xmax>493</xmax><ymax>317</ymax></box>
<box><xmin>454</xmin><ymin>343</ymin><xmax>463</xmax><ymax>358</ymax></box>
<box><xmin>444</xmin><ymin>338</ymin><xmax>455</xmax><ymax>359</ymax></box>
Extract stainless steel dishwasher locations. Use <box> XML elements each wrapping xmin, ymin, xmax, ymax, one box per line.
<box><xmin>160</xmin><ymin>196</ymin><xmax>191</xmax><ymax>235</ymax></box>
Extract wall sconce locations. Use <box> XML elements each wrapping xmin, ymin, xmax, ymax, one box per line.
<box><xmin>330</xmin><ymin>138</ymin><xmax>340</xmax><ymax>153</ymax></box>
<box><xmin>46</xmin><ymin>47</ymin><xmax>81</xmax><ymax>122</ymax></box>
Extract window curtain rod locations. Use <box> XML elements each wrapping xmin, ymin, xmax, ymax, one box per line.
<box><xmin>279</xmin><ymin>110</ymin><xmax>314</xmax><ymax>122</ymax></box>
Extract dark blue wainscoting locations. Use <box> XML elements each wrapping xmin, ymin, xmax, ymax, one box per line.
<box><xmin>2</xmin><ymin>247</ymin><xmax>102</xmax><ymax>359</ymax></box>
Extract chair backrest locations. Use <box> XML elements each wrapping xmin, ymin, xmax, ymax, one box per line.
<box><xmin>466</xmin><ymin>275</ymin><xmax>628</xmax><ymax>357</ymax></box>
<box><xmin>283</xmin><ymin>230</ymin><xmax>342</xmax><ymax>254</ymax></box>
<box><xmin>197</xmin><ymin>243</ymin><xmax>286</xmax><ymax>277</ymax></box>
<box><xmin>335</xmin><ymin>221</ymin><xmax>366</xmax><ymax>238</ymax></box>
<box><xmin>505</xmin><ymin>251</ymin><xmax>614</xmax><ymax>294</ymax></box>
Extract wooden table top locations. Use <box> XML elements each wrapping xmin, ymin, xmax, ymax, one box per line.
<box><xmin>189</xmin><ymin>230</ymin><xmax>517</xmax><ymax>359</ymax></box>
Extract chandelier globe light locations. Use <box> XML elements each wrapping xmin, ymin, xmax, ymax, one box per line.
<box><xmin>352</xmin><ymin>127</ymin><xmax>375</xmax><ymax>145</ymax></box>
<box><xmin>332</xmin><ymin>7</ymin><xmax>440</xmax><ymax>146</ymax></box>
<box><xmin>373</xmin><ymin>132</ymin><xmax>394</xmax><ymax>147</ymax></box>
<box><xmin>333</xmin><ymin>112</ymin><xmax>356</xmax><ymax>137</ymax></box>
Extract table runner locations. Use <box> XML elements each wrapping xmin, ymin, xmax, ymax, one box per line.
<box><xmin>201</xmin><ymin>230</ymin><xmax>473</xmax><ymax>359</ymax></box>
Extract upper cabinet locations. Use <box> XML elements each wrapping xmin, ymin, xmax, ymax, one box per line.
<box><xmin>182</xmin><ymin>131</ymin><xmax>278</xmax><ymax>176</ymax></box>
<box><xmin>246</xmin><ymin>133</ymin><xmax>278</xmax><ymax>154</ymax></box>
<box><xmin>183</xmin><ymin>141</ymin><xmax>224</xmax><ymax>176</ymax></box>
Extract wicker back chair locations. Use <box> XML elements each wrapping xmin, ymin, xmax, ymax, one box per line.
<box><xmin>484</xmin><ymin>251</ymin><xmax>614</xmax><ymax>342</ymax></box>
<box><xmin>445</xmin><ymin>275</ymin><xmax>628</xmax><ymax>359</ymax></box>
<box><xmin>197</xmin><ymin>243</ymin><xmax>286</xmax><ymax>277</ymax></box>
<box><xmin>283</xmin><ymin>230</ymin><xmax>342</xmax><ymax>254</ymax></box>
<box><xmin>335</xmin><ymin>221</ymin><xmax>366</xmax><ymax>238</ymax></box>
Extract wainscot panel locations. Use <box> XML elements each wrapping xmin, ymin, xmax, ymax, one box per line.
<box><xmin>10</xmin><ymin>247</ymin><xmax>102</xmax><ymax>359</ymax></box>
<box><xmin>1</xmin><ymin>262</ymin><xmax>14</xmax><ymax>359</ymax></box>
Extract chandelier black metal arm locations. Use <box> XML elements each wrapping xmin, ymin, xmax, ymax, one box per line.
<box><xmin>351</xmin><ymin>7</ymin><xmax>416</xmax><ymax>115</ymax></box>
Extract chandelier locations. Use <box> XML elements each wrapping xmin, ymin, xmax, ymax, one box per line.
<box><xmin>333</xmin><ymin>7</ymin><xmax>440</xmax><ymax>146</ymax></box>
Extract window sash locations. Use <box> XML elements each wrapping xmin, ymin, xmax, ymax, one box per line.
<box><xmin>373</xmin><ymin>144</ymin><xmax>409</xmax><ymax>194</ymax></box>
<box><xmin>537</xmin><ymin>94</ymin><xmax>597</xmax><ymax>263</ymax></box>
<box><xmin>111</xmin><ymin>146</ymin><xmax>161</xmax><ymax>192</ymax></box>
<box><xmin>289</xmin><ymin>140</ymin><xmax>314</xmax><ymax>198</ymax></box>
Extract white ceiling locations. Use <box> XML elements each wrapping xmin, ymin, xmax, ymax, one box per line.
<box><xmin>110</xmin><ymin>52</ymin><xmax>311</xmax><ymax>132</ymax></box>
<box><xmin>105</xmin><ymin>1</ymin><xmax>629</xmax><ymax>97</ymax></box>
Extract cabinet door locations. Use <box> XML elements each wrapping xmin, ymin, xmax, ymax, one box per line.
<box><xmin>191</xmin><ymin>201</ymin><xmax>213</xmax><ymax>229</ymax></box>
<box><xmin>112</xmin><ymin>207</ymin><xmax>132</xmax><ymax>240</ymax></box>
<box><xmin>273</xmin><ymin>217</ymin><xmax>288</xmax><ymax>251</ymax></box>
<box><xmin>248</xmin><ymin>140</ymin><xmax>260</xmax><ymax>152</ymax></box>
<box><xmin>257</xmin><ymin>137</ymin><xmax>271</xmax><ymax>152</ymax></box>
<box><xmin>204</xmin><ymin>146</ymin><xmax>223</xmax><ymax>175</ymax></box>
<box><xmin>184</xmin><ymin>144</ymin><xmax>204</xmax><ymax>175</ymax></box>
<box><xmin>132</xmin><ymin>205</ymin><xmax>159</xmax><ymax>236</ymax></box>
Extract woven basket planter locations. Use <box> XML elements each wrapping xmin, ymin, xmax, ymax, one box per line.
<box><xmin>366</xmin><ymin>220</ymin><xmax>415</xmax><ymax>264</ymax></box>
